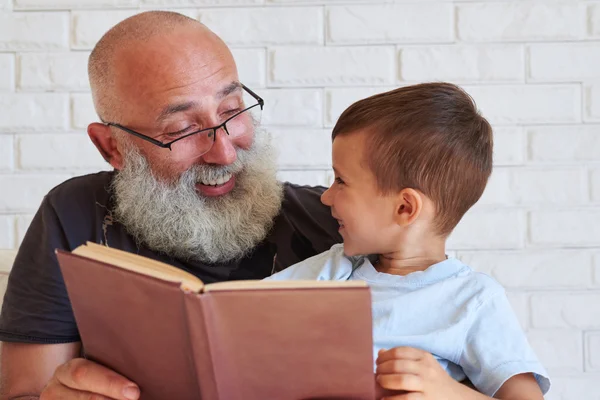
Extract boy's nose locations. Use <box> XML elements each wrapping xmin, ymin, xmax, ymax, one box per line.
<box><xmin>321</xmin><ymin>186</ymin><xmax>333</xmax><ymax>206</ymax></box>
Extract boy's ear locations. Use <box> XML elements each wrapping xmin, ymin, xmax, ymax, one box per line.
<box><xmin>393</xmin><ymin>188</ymin><xmax>423</xmax><ymax>226</ymax></box>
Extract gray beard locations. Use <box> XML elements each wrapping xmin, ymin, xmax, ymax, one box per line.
<box><xmin>111</xmin><ymin>129</ymin><xmax>283</xmax><ymax>264</ymax></box>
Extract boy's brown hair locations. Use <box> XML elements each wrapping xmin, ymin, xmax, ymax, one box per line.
<box><xmin>332</xmin><ymin>82</ymin><xmax>493</xmax><ymax>236</ymax></box>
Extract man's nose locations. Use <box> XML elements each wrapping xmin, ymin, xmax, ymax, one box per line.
<box><xmin>201</xmin><ymin>126</ymin><xmax>237</xmax><ymax>165</ymax></box>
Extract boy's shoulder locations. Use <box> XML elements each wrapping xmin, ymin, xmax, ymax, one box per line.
<box><xmin>447</xmin><ymin>258</ymin><xmax>507</xmax><ymax>306</ymax></box>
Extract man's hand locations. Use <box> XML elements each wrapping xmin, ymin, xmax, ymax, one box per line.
<box><xmin>375</xmin><ymin>347</ymin><xmax>469</xmax><ymax>400</ymax></box>
<box><xmin>39</xmin><ymin>358</ymin><xmax>139</xmax><ymax>400</ymax></box>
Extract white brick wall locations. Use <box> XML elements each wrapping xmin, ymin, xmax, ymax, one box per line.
<box><xmin>18</xmin><ymin>52</ymin><xmax>90</xmax><ymax>91</ymax></box>
<box><xmin>457</xmin><ymin>3</ymin><xmax>586</xmax><ymax>42</ymax></box>
<box><xmin>586</xmin><ymin>83</ymin><xmax>600</xmax><ymax>121</ymax></box>
<box><xmin>400</xmin><ymin>45</ymin><xmax>524</xmax><ymax>83</ymax></box>
<box><xmin>0</xmin><ymin>2</ymin><xmax>599</xmax><ymax>398</ymax></box>
<box><xmin>326</xmin><ymin>4</ymin><xmax>454</xmax><ymax>44</ymax></box>
<box><xmin>0</xmin><ymin>54</ymin><xmax>14</xmax><ymax>90</ymax></box>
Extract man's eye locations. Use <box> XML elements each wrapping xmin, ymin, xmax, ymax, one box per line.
<box><xmin>222</xmin><ymin>108</ymin><xmax>242</xmax><ymax>118</ymax></box>
<box><xmin>335</xmin><ymin>177</ymin><xmax>345</xmax><ymax>185</ymax></box>
<box><xmin>165</xmin><ymin>126</ymin><xmax>193</xmax><ymax>139</ymax></box>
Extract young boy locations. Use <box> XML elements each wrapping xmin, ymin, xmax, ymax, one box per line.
<box><xmin>266</xmin><ymin>83</ymin><xmax>549</xmax><ymax>399</ymax></box>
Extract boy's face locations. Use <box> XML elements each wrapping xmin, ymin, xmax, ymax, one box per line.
<box><xmin>321</xmin><ymin>131</ymin><xmax>400</xmax><ymax>256</ymax></box>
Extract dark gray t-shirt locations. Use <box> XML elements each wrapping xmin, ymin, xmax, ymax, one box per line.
<box><xmin>0</xmin><ymin>171</ymin><xmax>341</xmax><ymax>344</ymax></box>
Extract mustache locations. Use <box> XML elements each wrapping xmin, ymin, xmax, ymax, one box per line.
<box><xmin>184</xmin><ymin>156</ymin><xmax>245</xmax><ymax>184</ymax></box>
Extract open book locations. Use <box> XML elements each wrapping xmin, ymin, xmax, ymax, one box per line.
<box><xmin>56</xmin><ymin>243</ymin><xmax>376</xmax><ymax>400</ymax></box>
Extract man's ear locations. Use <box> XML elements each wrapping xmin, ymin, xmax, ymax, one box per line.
<box><xmin>88</xmin><ymin>123</ymin><xmax>124</xmax><ymax>170</ymax></box>
<box><xmin>393</xmin><ymin>188</ymin><xmax>423</xmax><ymax>227</ymax></box>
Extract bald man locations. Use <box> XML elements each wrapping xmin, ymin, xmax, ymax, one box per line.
<box><xmin>0</xmin><ymin>11</ymin><xmax>340</xmax><ymax>400</ymax></box>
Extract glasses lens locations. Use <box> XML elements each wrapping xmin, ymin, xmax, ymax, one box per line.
<box><xmin>168</xmin><ymin>101</ymin><xmax>262</xmax><ymax>161</ymax></box>
<box><xmin>169</xmin><ymin>129</ymin><xmax>216</xmax><ymax>160</ymax></box>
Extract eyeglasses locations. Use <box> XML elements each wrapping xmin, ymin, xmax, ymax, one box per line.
<box><xmin>103</xmin><ymin>84</ymin><xmax>264</xmax><ymax>161</ymax></box>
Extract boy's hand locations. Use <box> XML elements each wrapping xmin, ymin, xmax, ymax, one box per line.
<box><xmin>376</xmin><ymin>347</ymin><xmax>467</xmax><ymax>400</ymax></box>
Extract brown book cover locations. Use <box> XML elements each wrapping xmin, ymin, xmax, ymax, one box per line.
<box><xmin>56</xmin><ymin>243</ymin><xmax>376</xmax><ymax>400</ymax></box>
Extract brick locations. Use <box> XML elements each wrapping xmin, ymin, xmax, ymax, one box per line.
<box><xmin>529</xmin><ymin>43</ymin><xmax>600</xmax><ymax>82</ymax></box>
<box><xmin>272</xmin><ymin>129</ymin><xmax>331</xmax><ymax>169</ymax></box>
<box><xmin>15</xmin><ymin>214</ymin><xmax>33</xmax><ymax>247</ymax></box>
<box><xmin>593</xmin><ymin>169</ymin><xmax>600</xmax><ymax>203</ymax></box>
<box><xmin>0</xmin><ymin>274</ymin><xmax>8</xmax><ymax>309</ymax></box>
<box><xmin>590</xmin><ymin>4</ymin><xmax>600</xmax><ymax>38</ymax></box>
<box><xmin>0</xmin><ymin>12</ymin><xmax>68</xmax><ymax>50</ymax></box>
<box><xmin>0</xmin><ymin>215</ymin><xmax>14</xmax><ymax>249</ymax></box>
<box><xmin>401</xmin><ymin>45</ymin><xmax>524</xmax><ymax>83</ymax></box>
<box><xmin>18</xmin><ymin>52</ymin><xmax>89</xmax><ymax>91</ymax></box>
<box><xmin>0</xmin><ymin>54</ymin><xmax>15</xmax><ymax>91</ymax></box>
<box><xmin>530</xmin><ymin>210</ymin><xmax>600</xmax><ymax>247</ymax></box>
<box><xmin>505</xmin><ymin>291</ymin><xmax>529</xmax><ymax>331</ymax></box>
<box><xmin>71</xmin><ymin>94</ymin><xmax>98</xmax><ymax>129</ymax></box>
<box><xmin>528</xmin><ymin>125</ymin><xmax>600</xmax><ymax>163</ymax></box>
<box><xmin>15</xmin><ymin>0</ymin><xmax>137</xmax><ymax>8</ymax></box>
<box><xmin>198</xmin><ymin>7</ymin><xmax>322</xmax><ymax>46</ymax></box>
<box><xmin>0</xmin><ymin>94</ymin><xmax>68</xmax><ymax>132</ymax></box>
<box><xmin>595</xmin><ymin>253</ymin><xmax>600</xmax><ymax>286</ymax></box>
<box><xmin>457</xmin><ymin>3</ymin><xmax>585</xmax><ymax>42</ymax></box>
<box><xmin>477</xmin><ymin>169</ymin><xmax>512</xmax><ymax>206</ymax></box>
<box><xmin>480</xmin><ymin>168</ymin><xmax>586</xmax><ymax>206</ymax></box>
<box><xmin>493</xmin><ymin>127</ymin><xmax>525</xmax><ymax>166</ymax></box>
<box><xmin>325</xmin><ymin>87</ymin><xmax>395</xmax><ymax>127</ymax></box>
<box><xmin>231</xmin><ymin>48</ymin><xmax>265</xmax><ymax>88</ymax></box>
<box><xmin>72</xmin><ymin>10</ymin><xmax>142</xmax><ymax>49</ymax></box>
<box><xmin>17</xmin><ymin>134</ymin><xmax>107</xmax><ymax>170</ymax></box>
<box><xmin>0</xmin><ymin>135</ymin><xmax>14</xmax><ymax>171</ymax></box>
<box><xmin>531</xmin><ymin>293</ymin><xmax>600</xmax><ymax>329</ymax></box>
<box><xmin>0</xmin><ymin>250</ymin><xmax>17</xmax><ymax>273</ymax></box>
<box><xmin>270</xmin><ymin>47</ymin><xmax>395</xmax><ymax>87</ymax></box>
<box><xmin>261</xmin><ymin>89</ymin><xmax>322</xmax><ymax>127</ymax></box>
<box><xmin>464</xmin><ymin>85</ymin><xmax>581</xmax><ymax>125</ymax></box>
<box><xmin>547</xmin><ymin>375</ymin><xmax>600</xmax><ymax>400</ymax></box>
<box><xmin>277</xmin><ymin>170</ymin><xmax>331</xmax><ymax>187</ymax></box>
<box><xmin>327</xmin><ymin>4</ymin><xmax>453</xmax><ymax>44</ymax></box>
<box><xmin>142</xmin><ymin>0</ymin><xmax>260</xmax><ymax>5</ymax></box>
<box><xmin>458</xmin><ymin>250</ymin><xmax>593</xmax><ymax>289</ymax></box>
<box><xmin>586</xmin><ymin>332</ymin><xmax>600</xmax><ymax>372</ymax></box>
<box><xmin>447</xmin><ymin>209</ymin><xmax>525</xmax><ymax>250</ymax></box>
<box><xmin>528</xmin><ymin>330</ymin><xmax>583</xmax><ymax>374</ymax></box>
<box><xmin>585</xmin><ymin>83</ymin><xmax>600</xmax><ymax>121</ymax></box>
<box><xmin>0</xmin><ymin>174</ymin><xmax>71</xmax><ymax>212</ymax></box>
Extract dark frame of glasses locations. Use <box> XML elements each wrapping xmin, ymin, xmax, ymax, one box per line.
<box><xmin>102</xmin><ymin>84</ymin><xmax>264</xmax><ymax>151</ymax></box>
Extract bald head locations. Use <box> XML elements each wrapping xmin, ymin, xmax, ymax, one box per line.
<box><xmin>88</xmin><ymin>11</ymin><xmax>229</xmax><ymax>121</ymax></box>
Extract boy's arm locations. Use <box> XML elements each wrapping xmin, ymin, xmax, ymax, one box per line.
<box><xmin>494</xmin><ymin>374</ymin><xmax>544</xmax><ymax>400</ymax></box>
<box><xmin>376</xmin><ymin>348</ymin><xmax>543</xmax><ymax>400</ymax></box>
<box><xmin>458</xmin><ymin>288</ymin><xmax>549</xmax><ymax>397</ymax></box>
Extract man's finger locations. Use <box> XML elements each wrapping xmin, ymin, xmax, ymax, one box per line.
<box><xmin>40</xmin><ymin>378</ymin><xmax>116</xmax><ymax>400</ymax></box>
<box><xmin>376</xmin><ymin>347</ymin><xmax>427</xmax><ymax>364</ymax></box>
<box><xmin>376</xmin><ymin>373</ymin><xmax>423</xmax><ymax>392</ymax></box>
<box><xmin>54</xmin><ymin>358</ymin><xmax>139</xmax><ymax>400</ymax></box>
<box><xmin>381</xmin><ymin>392</ymin><xmax>424</xmax><ymax>400</ymax></box>
<box><xmin>376</xmin><ymin>359</ymin><xmax>421</xmax><ymax>375</ymax></box>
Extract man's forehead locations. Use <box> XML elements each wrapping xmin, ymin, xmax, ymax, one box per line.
<box><xmin>155</xmin><ymin>81</ymin><xmax>242</xmax><ymax>123</ymax></box>
<box><xmin>111</xmin><ymin>34</ymin><xmax>239</xmax><ymax>111</ymax></box>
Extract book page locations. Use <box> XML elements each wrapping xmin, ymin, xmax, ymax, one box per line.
<box><xmin>72</xmin><ymin>242</ymin><xmax>204</xmax><ymax>293</ymax></box>
<box><xmin>203</xmin><ymin>279</ymin><xmax>367</xmax><ymax>292</ymax></box>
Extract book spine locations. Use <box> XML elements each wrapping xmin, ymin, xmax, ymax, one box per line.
<box><xmin>183</xmin><ymin>292</ymin><xmax>220</xmax><ymax>399</ymax></box>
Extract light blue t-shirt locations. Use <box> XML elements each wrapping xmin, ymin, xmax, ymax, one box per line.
<box><xmin>266</xmin><ymin>244</ymin><xmax>550</xmax><ymax>397</ymax></box>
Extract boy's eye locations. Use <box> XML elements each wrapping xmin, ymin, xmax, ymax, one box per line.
<box><xmin>334</xmin><ymin>177</ymin><xmax>345</xmax><ymax>185</ymax></box>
